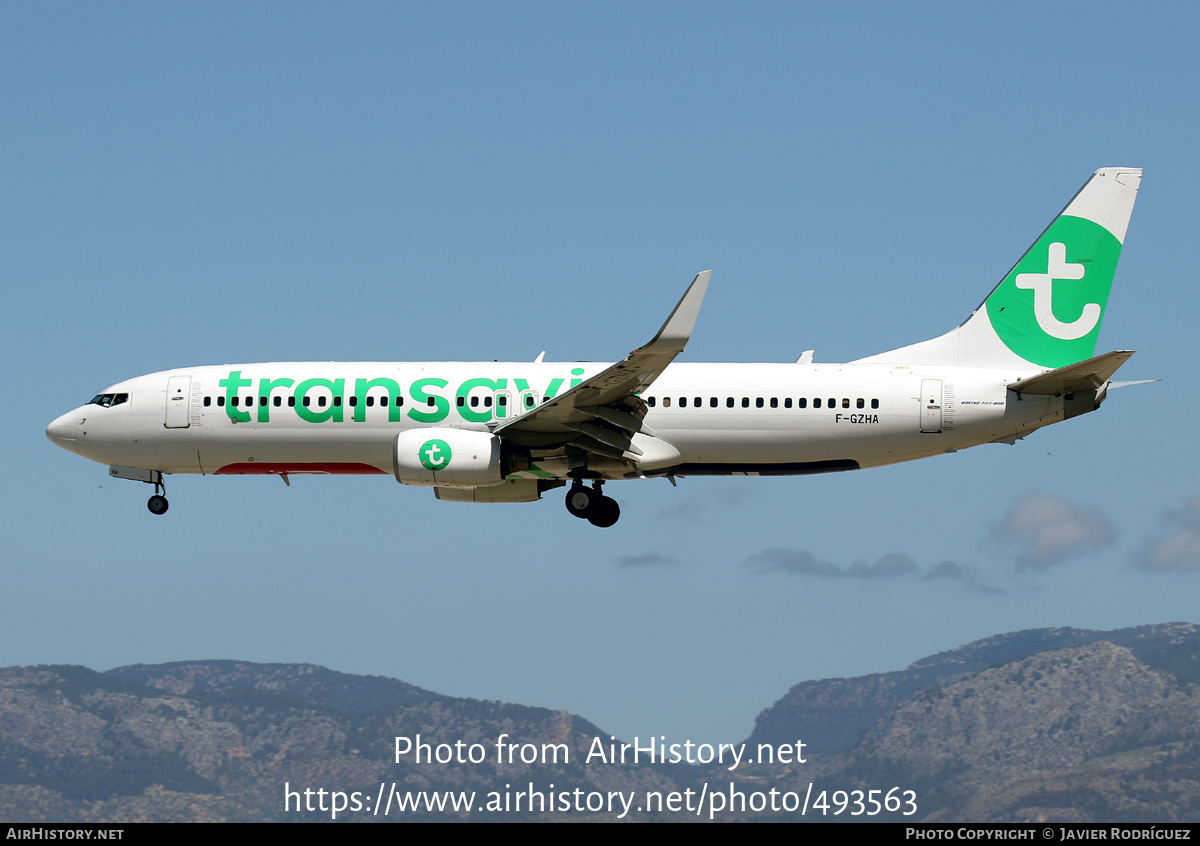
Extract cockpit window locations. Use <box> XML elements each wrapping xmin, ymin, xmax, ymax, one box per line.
<box><xmin>88</xmin><ymin>393</ymin><xmax>128</xmax><ymax>408</ymax></box>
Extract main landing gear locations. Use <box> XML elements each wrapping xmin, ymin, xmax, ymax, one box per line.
<box><xmin>565</xmin><ymin>481</ymin><xmax>620</xmax><ymax>528</ymax></box>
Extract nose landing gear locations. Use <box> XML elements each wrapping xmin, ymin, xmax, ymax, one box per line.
<box><xmin>108</xmin><ymin>465</ymin><xmax>171</xmax><ymax>515</ymax></box>
<box><xmin>565</xmin><ymin>481</ymin><xmax>620</xmax><ymax>528</ymax></box>
<box><xmin>147</xmin><ymin>475</ymin><xmax>169</xmax><ymax>515</ymax></box>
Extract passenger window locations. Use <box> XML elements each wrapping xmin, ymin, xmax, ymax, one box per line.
<box><xmin>231</xmin><ymin>397</ymin><xmax>239</xmax><ymax>407</ymax></box>
<box><xmin>756</xmin><ymin>398</ymin><xmax>764</xmax><ymax>408</ymax></box>
<box><xmin>814</xmin><ymin>398</ymin><xmax>821</xmax><ymax>408</ymax></box>
<box><xmin>303</xmin><ymin>397</ymin><xmax>311</xmax><ymax>407</ymax></box>
<box><xmin>366</xmin><ymin>396</ymin><xmax>375</xmax><ymax>407</ymax></box>
<box><xmin>396</xmin><ymin>397</ymin><xmax>404</xmax><ymax>406</ymax></box>
<box><xmin>726</xmin><ymin>397</ymin><xmax>734</xmax><ymax>408</ymax></box>
<box><xmin>770</xmin><ymin>397</ymin><xmax>778</xmax><ymax>408</ymax></box>
<box><xmin>498</xmin><ymin>395</ymin><xmax>507</xmax><ymax>407</ymax></box>
<box><xmin>798</xmin><ymin>398</ymin><xmax>807</xmax><ymax>408</ymax></box>
<box><xmin>456</xmin><ymin>396</ymin><xmax>465</xmax><ymax>407</ymax></box>
<box><xmin>333</xmin><ymin>396</ymin><xmax>341</xmax><ymax>407</ymax></box>
<box><xmin>741</xmin><ymin>398</ymin><xmax>749</xmax><ymax>408</ymax></box>
<box><xmin>828</xmin><ymin>397</ymin><xmax>835</xmax><ymax>407</ymax></box>
<box><xmin>428</xmin><ymin>397</ymin><xmax>436</xmax><ymax>407</ymax></box>
<box><xmin>857</xmin><ymin>398</ymin><xmax>864</xmax><ymax>409</ymax></box>
<box><xmin>695</xmin><ymin>397</ymin><xmax>701</xmax><ymax>407</ymax></box>
<box><xmin>679</xmin><ymin>397</ymin><xmax>687</xmax><ymax>408</ymax></box>
<box><xmin>663</xmin><ymin>397</ymin><xmax>672</xmax><ymax>408</ymax></box>
<box><xmin>348</xmin><ymin>396</ymin><xmax>356</xmax><ymax>407</ymax></box>
<box><xmin>288</xmin><ymin>397</ymin><xmax>296</xmax><ymax>407</ymax></box>
<box><xmin>260</xmin><ymin>396</ymin><xmax>267</xmax><ymax>407</ymax></box>
<box><xmin>274</xmin><ymin>396</ymin><xmax>282</xmax><ymax>407</ymax></box>
<box><xmin>710</xmin><ymin>397</ymin><xmax>718</xmax><ymax>408</ymax></box>
<box><xmin>525</xmin><ymin>395</ymin><xmax>535</xmax><ymax>408</ymax></box>
<box><xmin>318</xmin><ymin>396</ymin><xmax>327</xmax><ymax>407</ymax></box>
<box><xmin>785</xmin><ymin>398</ymin><xmax>792</xmax><ymax>408</ymax></box>
<box><xmin>218</xmin><ymin>396</ymin><xmax>225</xmax><ymax>407</ymax></box>
<box><xmin>647</xmin><ymin>397</ymin><xmax>656</xmax><ymax>407</ymax></box>
<box><xmin>842</xmin><ymin>398</ymin><xmax>849</xmax><ymax>408</ymax></box>
<box><xmin>203</xmin><ymin>397</ymin><xmax>211</xmax><ymax>407</ymax></box>
<box><xmin>871</xmin><ymin>398</ymin><xmax>879</xmax><ymax>409</ymax></box>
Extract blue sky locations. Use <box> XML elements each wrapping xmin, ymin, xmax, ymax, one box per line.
<box><xmin>5</xmin><ymin>2</ymin><xmax>1200</xmax><ymax>748</ymax></box>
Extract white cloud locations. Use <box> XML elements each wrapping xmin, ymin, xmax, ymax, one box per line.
<box><xmin>1133</xmin><ymin>495</ymin><xmax>1200</xmax><ymax>572</ymax></box>
<box><xmin>846</xmin><ymin>552</ymin><xmax>920</xmax><ymax>578</ymax></box>
<box><xmin>990</xmin><ymin>493</ymin><xmax>1116</xmax><ymax>570</ymax></box>
<box><xmin>655</xmin><ymin>488</ymin><xmax>753</xmax><ymax>523</ymax></box>
<box><xmin>743</xmin><ymin>550</ymin><xmax>996</xmax><ymax>592</ymax></box>
<box><xmin>745</xmin><ymin>548</ymin><xmax>843</xmax><ymax>577</ymax></box>
<box><xmin>615</xmin><ymin>552</ymin><xmax>680</xmax><ymax>569</ymax></box>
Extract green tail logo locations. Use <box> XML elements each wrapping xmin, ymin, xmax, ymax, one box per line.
<box><xmin>986</xmin><ymin>215</ymin><xmax>1122</xmax><ymax>368</ymax></box>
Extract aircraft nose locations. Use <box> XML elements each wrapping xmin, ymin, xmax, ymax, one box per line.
<box><xmin>46</xmin><ymin>412</ymin><xmax>78</xmax><ymax>453</ymax></box>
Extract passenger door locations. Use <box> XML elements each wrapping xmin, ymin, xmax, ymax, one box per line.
<box><xmin>165</xmin><ymin>376</ymin><xmax>191</xmax><ymax>429</ymax></box>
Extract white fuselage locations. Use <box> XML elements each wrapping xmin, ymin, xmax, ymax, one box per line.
<box><xmin>47</xmin><ymin>359</ymin><xmax>1064</xmax><ymax>482</ymax></box>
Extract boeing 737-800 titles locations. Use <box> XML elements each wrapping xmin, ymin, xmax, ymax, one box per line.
<box><xmin>47</xmin><ymin>168</ymin><xmax>1145</xmax><ymax>527</ymax></box>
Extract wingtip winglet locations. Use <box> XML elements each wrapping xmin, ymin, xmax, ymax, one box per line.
<box><xmin>644</xmin><ymin>270</ymin><xmax>711</xmax><ymax>352</ymax></box>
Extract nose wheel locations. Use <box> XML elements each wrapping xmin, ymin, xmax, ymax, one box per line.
<box><xmin>564</xmin><ymin>481</ymin><xmax>620</xmax><ymax>528</ymax></box>
<box><xmin>146</xmin><ymin>476</ymin><xmax>168</xmax><ymax>516</ymax></box>
<box><xmin>107</xmin><ymin>466</ymin><xmax>171</xmax><ymax>515</ymax></box>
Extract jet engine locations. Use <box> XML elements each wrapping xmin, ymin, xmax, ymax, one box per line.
<box><xmin>392</xmin><ymin>428</ymin><xmax>530</xmax><ymax>487</ymax></box>
<box><xmin>435</xmin><ymin>479</ymin><xmax>563</xmax><ymax>503</ymax></box>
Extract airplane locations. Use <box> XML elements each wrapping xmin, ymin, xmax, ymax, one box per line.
<box><xmin>47</xmin><ymin>167</ymin><xmax>1145</xmax><ymax>528</ymax></box>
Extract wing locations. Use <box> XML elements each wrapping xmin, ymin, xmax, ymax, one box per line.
<box><xmin>492</xmin><ymin>271</ymin><xmax>710</xmax><ymax>466</ymax></box>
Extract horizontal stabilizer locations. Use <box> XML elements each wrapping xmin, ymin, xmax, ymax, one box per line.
<box><xmin>1007</xmin><ymin>350</ymin><xmax>1134</xmax><ymax>396</ymax></box>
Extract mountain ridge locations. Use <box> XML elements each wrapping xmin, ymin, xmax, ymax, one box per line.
<box><xmin>1</xmin><ymin>621</ymin><xmax>1196</xmax><ymax>822</ymax></box>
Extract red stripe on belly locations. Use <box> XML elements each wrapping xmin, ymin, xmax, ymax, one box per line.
<box><xmin>215</xmin><ymin>462</ymin><xmax>388</xmax><ymax>475</ymax></box>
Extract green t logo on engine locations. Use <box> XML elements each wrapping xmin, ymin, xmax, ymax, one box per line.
<box><xmin>419</xmin><ymin>439</ymin><xmax>452</xmax><ymax>471</ymax></box>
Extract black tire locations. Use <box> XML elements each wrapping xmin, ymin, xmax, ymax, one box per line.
<box><xmin>587</xmin><ymin>496</ymin><xmax>620</xmax><ymax>528</ymax></box>
<box><xmin>147</xmin><ymin>495</ymin><xmax>169</xmax><ymax>515</ymax></box>
<box><xmin>565</xmin><ymin>486</ymin><xmax>594</xmax><ymax>518</ymax></box>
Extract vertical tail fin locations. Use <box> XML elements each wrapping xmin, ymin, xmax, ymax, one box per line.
<box><xmin>855</xmin><ymin>167</ymin><xmax>1142</xmax><ymax>369</ymax></box>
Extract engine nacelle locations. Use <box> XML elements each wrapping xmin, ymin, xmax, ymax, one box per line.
<box><xmin>393</xmin><ymin>428</ymin><xmax>529</xmax><ymax>487</ymax></box>
<box><xmin>435</xmin><ymin>479</ymin><xmax>563</xmax><ymax>503</ymax></box>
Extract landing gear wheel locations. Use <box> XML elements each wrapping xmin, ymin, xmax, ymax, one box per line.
<box><xmin>587</xmin><ymin>496</ymin><xmax>620</xmax><ymax>528</ymax></box>
<box><xmin>147</xmin><ymin>495</ymin><xmax>169</xmax><ymax>515</ymax></box>
<box><xmin>565</xmin><ymin>485</ymin><xmax>594</xmax><ymax>518</ymax></box>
